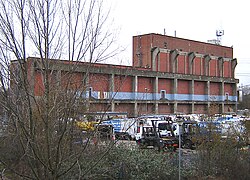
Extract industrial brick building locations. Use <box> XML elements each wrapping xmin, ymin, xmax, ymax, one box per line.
<box><xmin>13</xmin><ymin>33</ymin><xmax>239</xmax><ymax>117</ymax></box>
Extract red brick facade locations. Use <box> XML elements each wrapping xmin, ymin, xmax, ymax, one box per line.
<box><xmin>11</xmin><ymin>33</ymin><xmax>239</xmax><ymax>117</ymax></box>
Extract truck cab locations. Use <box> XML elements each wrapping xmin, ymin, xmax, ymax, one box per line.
<box><xmin>135</xmin><ymin>115</ymin><xmax>178</xmax><ymax>151</ymax></box>
<box><xmin>135</xmin><ymin>115</ymin><xmax>175</xmax><ymax>140</ymax></box>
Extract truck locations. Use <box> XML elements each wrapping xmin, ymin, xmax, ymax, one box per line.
<box><xmin>135</xmin><ymin>115</ymin><xmax>175</xmax><ymax>140</ymax></box>
<box><xmin>102</xmin><ymin>118</ymin><xmax>137</xmax><ymax>140</ymax></box>
<box><xmin>75</xmin><ymin>121</ymin><xmax>115</xmax><ymax>144</ymax></box>
<box><xmin>174</xmin><ymin>120</ymin><xmax>223</xmax><ymax>149</ymax></box>
<box><xmin>79</xmin><ymin>112</ymin><xmax>134</xmax><ymax>140</ymax></box>
<box><xmin>135</xmin><ymin>115</ymin><xmax>178</xmax><ymax>151</ymax></box>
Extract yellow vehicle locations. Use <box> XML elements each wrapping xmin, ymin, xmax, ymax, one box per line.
<box><xmin>75</xmin><ymin>121</ymin><xmax>115</xmax><ymax>143</ymax></box>
<box><xmin>75</xmin><ymin>121</ymin><xmax>98</xmax><ymax>131</ymax></box>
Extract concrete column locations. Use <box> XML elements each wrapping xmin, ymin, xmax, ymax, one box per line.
<box><xmin>231</xmin><ymin>58</ymin><xmax>237</xmax><ymax>78</ymax></box>
<box><xmin>206</xmin><ymin>81</ymin><xmax>210</xmax><ymax>97</ymax></box>
<box><xmin>134</xmin><ymin>102</ymin><xmax>138</xmax><ymax>117</ymax></box>
<box><xmin>173</xmin><ymin>78</ymin><xmax>178</xmax><ymax>100</ymax></box>
<box><xmin>204</xmin><ymin>55</ymin><xmax>211</xmax><ymax>76</ymax></box>
<box><xmin>83</xmin><ymin>72</ymin><xmax>89</xmax><ymax>86</ymax></box>
<box><xmin>170</xmin><ymin>50</ymin><xmax>179</xmax><ymax>73</ymax></box>
<box><xmin>200</xmin><ymin>56</ymin><xmax>203</xmax><ymax>75</ymax></box>
<box><xmin>151</xmin><ymin>47</ymin><xmax>160</xmax><ymax>71</ymax></box>
<box><xmin>154</xmin><ymin>77</ymin><xmax>159</xmax><ymax>114</ymax></box>
<box><xmin>154</xmin><ymin>77</ymin><xmax>159</xmax><ymax>99</ymax></box>
<box><xmin>174</xmin><ymin>102</ymin><xmax>178</xmax><ymax>114</ymax></box>
<box><xmin>188</xmin><ymin>52</ymin><xmax>196</xmax><ymax>74</ymax></box>
<box><xmin>190</xmin><ymin>79</ymin><xmax>194</xmax><ymax>101</ymax></box>
<box><xmin>206</xmin><ymin>81</ymin><xmax>210</xmax><ymax>114</ymax></box>
<box><xmin>173</xmin><ymin>78</ymin><xmax>178</xmax><ymax>113</ymax></box>
<box><xmin>109</xmin><ymin>74</ymin><xmax>115</xmax><ymax>111</ymax></box>
<box><xmin>191</xmin><ymin>103</ymin><xmax>195</xmax><ymax>114</ymax></box>
<box><xmin>221</xmin><ymin>81</ymin><xmax>225</xmax><ymax>113</ymax></box>
<box><xmin>233</xmin><ymin>83</ymin><xmax>238</xmax><ymax>112</ymax></box>
<box><xmin>109</xmin><ymin>74</ymin><xmax>115</xmax><ymax>93</ymax></box>
<box><xmin>158</xmin><ymin>52</ymin><xmax>161</xmax><ymax>72</ymax></box>
<box><xmin>167</xmin><ymin>51</ymin><xmax>170</xmax><ymax>72</ymax></box>
<box><xmin>184</xmin><ymin>54</ymin><xmax>187</xmax><ymax>74</ymax></box>
<box><xmin>133</xmin><ymin>76</ymin><xmax>138</xmax><ymax>116</ymax></box>
<box><xmin>190</xmin><ymin>79</ymin><xmax>194</xmax><ymax>113</ymax></box>
<box><xmin>84</xmin><ymin>72</ymin><xmax>90</xmax><ymax>111</ymax></box>
<box><xmin>218</xmin><ymin>57</ymin><xmax>224</xmax><ymax>77</ymax></box>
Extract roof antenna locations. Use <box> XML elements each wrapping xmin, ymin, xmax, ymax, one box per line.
<box><xmin>216</xmin><ymin>30</ymin><xmax>224</xmax><ymax>45</ymax></box>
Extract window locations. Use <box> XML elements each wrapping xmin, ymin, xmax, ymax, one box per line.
<box><xmin>225</xmin><ymin>92</ymin><xmax>229</xmax><ymax>101</ymax></box>
<box><xmin>160</xmin><ymin>90</ymin><xmax>166</xmax><ymax>99</ymax></box>
<box><xmin>89</xmin><ymin>87</ymin><xmax>92</xmax><ymax>97</ymax></box>
<box><xmin>158</xmin><ymin>123</ymin><xmax>172</xmax><ymax>131</ymax></box>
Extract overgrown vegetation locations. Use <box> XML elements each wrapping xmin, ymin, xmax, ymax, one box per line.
<box><xmin>1</xmin><ymin>136</ymin><xmax>248</xmax><ymax>179</ymax></box>
<box><xmin>35</xmin><ymin>144</ymin><xmax>196</xmax><ymax>180</ymax></box>
<box><xmin>0</xmin><ymin>0</ymin><xmax>120</xmax><ymax>179</ymax></box>
<box><xmin>194</xmin><ymin>105</ymin><xmax>250</xmax><ymax>180</ymax></box>
<box><xmin>195</xmin><ymin>137</ymin><xmax>249</xmax><ymax>179</ymax></box>
<box><xmin>1</xmin><ymin>117</ymin><xmax>250</xmax><ymax>179</ymax></box>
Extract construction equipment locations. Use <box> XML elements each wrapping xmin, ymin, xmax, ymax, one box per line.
<box><xmin>75</xmin><ymin>121</ymin><xmax>115</xmax><ymax>144</ymax></box>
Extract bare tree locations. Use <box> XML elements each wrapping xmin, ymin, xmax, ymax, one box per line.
<box><xmin>0</xmin><ymin>0</ymin><xmax>119</xmax><ymax>179</ymax></box>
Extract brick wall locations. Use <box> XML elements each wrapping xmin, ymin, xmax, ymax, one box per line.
<box><xmin>210</xmin><ymin>82</ymin><xmax>220</xmax><ymax>95</ymax></box>
<box><xmin>177</xmin><ymin>55</ymin><xmax>185</xmax><ymax>74</ymax></box>
<box><xmin>137</xmin><ymin>77</ymin><xmax>152</xmax><ymax>93</ymax></box>
<box><xmin>224</xmin><ymin>83</ymin><xmax>233</xmax><ymax>95</ymax></box>
<box><xmin>133</xmin><ymin>33</ymin><xmax>234</xmax><ymax>78</ymax></box>
<box><xmin>177</xmin><ymin>104</ymin><xmax>190</xmax><ymax>114</ymax></box>
<box><xmin>178</xmin><ymin>80</ymin><xmax>189</xmax><ymax>94</ymax></box>
<box><xmin>114</xmin><ymin>75</ymin><xmax>133</xmax><ymax>92</ymax></box>
<box><xmin>158</xmin><ymin>104</ymin><xmax>172</xmax><ymax>114</ymax></box>
<box><xmin>89</xmin><ymin>73</ymin><xmax>109</xmax><ymax>92</ymax></box>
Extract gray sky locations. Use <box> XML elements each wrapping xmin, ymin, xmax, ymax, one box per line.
<box><xmin>107</xmin><ymin>0</ymin><xmax>250</xmax><ymax>86</ymax></box>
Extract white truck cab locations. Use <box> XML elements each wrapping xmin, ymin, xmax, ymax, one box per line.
<box><xmin>135</xmin><ymin>115</ymin><xmax>174</xmax><ymax>140</ymax></box>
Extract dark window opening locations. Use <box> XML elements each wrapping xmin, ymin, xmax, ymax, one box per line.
<box><xmin>225</xmin><ymin>92</ymin><xmax>229</xmax><ymax>101</ymax></box>
<box><xmin>89</xmin><ymin>87</ymin><xmax>92</xmax><ymax>97</ymax></box>
<box><xmin>160</xmin><ymin>90</ymin><xmax>166</xmax><ymax>99</ymax></box>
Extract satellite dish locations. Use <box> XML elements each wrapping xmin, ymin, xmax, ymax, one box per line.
<box><xmin>216</xmin><ymin>30</ymin><xmax>224</xmax><ymax>37</ymax></box>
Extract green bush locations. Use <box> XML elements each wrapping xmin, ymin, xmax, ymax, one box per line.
<box><xmin>78</xmin><ymin>145</ymin><xmax>196</xmax><ymax>180</ymax></box>
<box><xmin>195</xmin><ymin>137</ymin><xmax>250</xmax><ymax>180</ymax></box>
<box><xmin>1</xmin><ymin>137</ymin><xmax>249</xmax><ymax>179</ymax></box>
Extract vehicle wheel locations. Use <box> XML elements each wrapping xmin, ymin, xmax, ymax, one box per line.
<box><xmin>184</xmin><ymin>140</ymin><xmax>193</xmax><ymax>149</ymax></box>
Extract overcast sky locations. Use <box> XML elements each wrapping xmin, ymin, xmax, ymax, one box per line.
<box><xmin>106</xmin><ymin>0</ymin><xmax>250</xmax><ymax>86</ymax></box>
